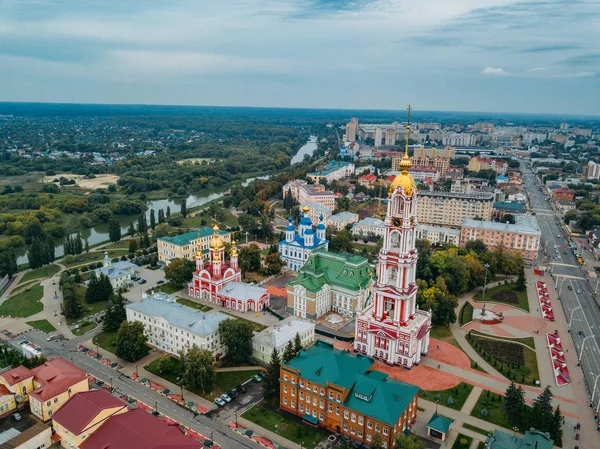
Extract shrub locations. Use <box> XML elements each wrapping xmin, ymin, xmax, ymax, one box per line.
<box><xmin>460</xmin><ymin>438</ymin><xmax>469</xmax><ymax>446</ymax></box>
<box><xmin>481</xmin><ymin>408</ymin><xmax>488</xmax><ymax>417</ymax></box>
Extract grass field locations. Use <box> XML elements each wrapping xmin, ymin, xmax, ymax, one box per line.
<box><xmin>223</xmin><ymin>313</ymin><xmax>267</xmax><ymax>332</ymax></box>
<box><xmin>19</xmin><ymin>264</ymin><xmax>61</xmax><ymax>285</ymax></box>
<box><xmin>470</xmin><ymin>390</ymin><xmax>533</xmax><ymax>430</ymax></box>
<box><xmin>463</xmin><ymin>423</ymin><xmax>492</xmax><ymax>436</ymax></box>
<box><xmin>459</xmin><ymin>302</ymin><xmax>474</xmax><ymax>327</ymax></box>
<box><xmin>184</xmin><ymin>208</ymin><xmax>239</xmax><ymax>228</ymax></box>
<box><xmin>176</xmin><ymin>298</ymin><xmax>213</xmax><ymax>312</ymax></box>
<box><xmin>25</xmin><ymin>319</ymin><xmax>57</xmax><ymax>333</ymax></box>
<box><xmin>242</xmin><ymin>403</ymin><xmax>328</xmax><ymax>449</ymax></box>
<box><xmin>452</xmin><ymin>433</ymin><xmax>473</xmax><ymax>449</ymax></box>
<box><xmin>473</xmin><ymin>283</ymin><xmax>529</xmax><ymax>312</ymax></box>
<box><xmin>430</xmin><ymin>325</ymin><xmax>461</xmax><ymax>349</ymax></box>
<box><xmin>93</xmin><ymin>330</ymin><xmax>119</xmax><ymax>355</ymax></box>
<box><xmin>469</xmin><ymin>330</ymin><xmax>535</xmax><ymax>351</ymax></box>
<box><xmin>419</xmin><ymin>382</ymin><xmax>474</xmax><ymax>411</ymax></box>
<box><xmin>66</xmin><ymin>285</ymin><xmax>109</xmax><ymax>324</ymax></box>
<box><xmin>146</xmin><ymin>283</ymin><xmax>181</xmax><ymax>295</ymax></box>
<box><xmin>0</xmin><ymin>284</ymin><xmax>44</xmax><ymax>317</ymax></box>
<box><xmin>62</xmin><ymin>250</ymin><xmax>129</xmax><ymax>268</ymax></box>
<box><xmin>73</xmin><ymin>321</ymin><xmax>98</xmax><ymax>336</ymax></box>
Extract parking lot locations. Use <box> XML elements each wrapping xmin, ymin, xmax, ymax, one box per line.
<box><xmin>123</xmin><ymin>265</ymin><xmax>169</xmax><ymax>302</ymax></box>
<box><xmin>208</xmin><ymin>376</ymin><xmax>264</xmax><ymax>423</ymax></box>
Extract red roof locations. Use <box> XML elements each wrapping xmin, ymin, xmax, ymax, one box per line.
<box><xmin>0</xmin><ymin>384</ymin><xmax>14</xmax><ymax>397</ymax></box>
<box><xmin>80</xmin><ymin>408</ymin><xmax>202</xmax><ymax>449</ymax></box>
<box><xmin>52</xmin><ymin>390</ymin><xmax>126</xmax><ymax>435</ymax></box>
<box><xmin>358</xmin><ymin>173</ymin><xmax>377</xmax><ymax>183</ymax></box>
<box><xmin>29</xmin><ymin>357</ymin><xmax>88</xmax><ymax>402</ymax></box>
<box><xmin>409</xmin><ymin>166</ymin><xmax>438</xmax><ymax>173</ymax></box>
<box><xmin>0</xmin><ymin>366</ymin><xmax>33</xmax><ymax>386</ymax></box>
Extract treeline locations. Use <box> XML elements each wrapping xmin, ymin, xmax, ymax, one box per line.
<box><xmin>26</xmin><ymin>236</ymin><xmax>55</xmax><ymax>269</ymax></box>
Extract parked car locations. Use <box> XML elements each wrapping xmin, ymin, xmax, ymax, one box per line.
<box><xmin>235</xmin><ymin>384</ymin><xmax>247</xmax><ymax>394</ymax></box>
<box><xmin>257</xmin><ymin>371</ymin><xmax>267</xmax><ymax>379</ymax></box>
<box><xmin>157</xmin><ymin>280</ymin><xmax>165</xmax><ymax>285</ymax></box>
<box><xmin>220</xmin><ymin>393</ymin><xmax>232</xmax><ymax>403</ymax></box>
<box><xmin>568</xmin><ymin>285</ymin><xmax>573</xmax><ymax>290</ymax></box>
<box><xmin>253</xmin><ymin>374</ymin><xmax>263</xmax><ymax>382</ymax></box>
<box><xmin>578</xmin><ymin>331</ymin><xmax>585</xmax><ymax>337</ymax></box>
<box><xmin>227</xmin><ymin>390</ymin><xmax>238</xmax><ymax>400</ymax></box>
<box><xmin>12</xmin><ymin>413</ymin><xmax>22</xmax><ymax>422</ymax></box>
<box><xmin>576</xmin><ymin>288</ymin><xmax>581</xmax><ymax>294</ymax></box>
<box><xmin>137</xmin><ymin>279</ymin><xmax>147</xmax><ymax>285</ymax></box>
<box><xmin>110</xmin><ymin>362</ymin><xmax>119</xmax><ymax>369</ymax></box>
<box><xmin>214</xmin><ymin>397</ymin><xmax>226</xmax><ymax>407</ymax></box>
<box><xmin>131</xmin><ymin>276</ymin><xmax>140</xmax><ymax>282</ymax></box>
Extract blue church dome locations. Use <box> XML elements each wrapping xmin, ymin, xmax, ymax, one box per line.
<box><xmin>316</xmin><ymin>214</ymin><xmax>326</xmax><ymax>229</ymax></box>
<box><xmin>300</xmin><ymin>215</ymin><xmax>313</xmax><ymax>226</ymax></box>
<box><xmin>305</xmin><ymin>228</ymin><xmax>314</xmax><ymax>235</ymax></box>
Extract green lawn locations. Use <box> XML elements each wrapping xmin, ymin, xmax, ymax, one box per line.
<box><xmin>430</xmin><ymin>325</ymin><xmax>461</xmax><ymax>350</ymax></box>
<box><xmin>66</xmin><ymin>285</ymin><xmax>109</xmax><ymax>325</ymax></box>
<box><xmin>459</xmin><ymin>302</ymin><xmax>474</xmax><ymax>327</ymax></box>
<box><xmin>419</xmin><ymin>382</ymin><xmax>474</xmax><ymax>411</ymax></box>
<box><xmin>242</xmin><ymin>403</ymin><xmax>328</xmax><ymax>449</ymax></box>
<box><xmin>26</xmin><ymin>319</ymin><xmax>57</xmax><ymax>333</ymax></box>
<box><xmin>0</xmin><ymin>284</ymin><xmax>44</xmax><ymax>317</ymax></box>
<box><xmin>19</xmin><ymin>264</ymin><xmax>61</xmax><ymax>285</ymax></box>
<box><xmin>93</xmin><ymin>330</ymin><xmax>118</xmax><ymax>355</ymax></box>
<box><xmin>104</xmin><ymin>241</ymin><xmax>131</xmax><ymax>250</ymax></box>
<box><xmin>452</xmin><ymin>433</ymin><xmax>473</xmax><ymax>449</ymax></box>
<box><xmin>477</xmin><ymin>442</ymin><xmax>485</xmax><ymax>449</ymax></box>
<box><xmin>146</xmin><ymin>283</ymin><xmax>181</xmax><ymax>295</ymax></box>
<box><xmin>471</xmin><ymin>390</ymin><xmax>531</xmax><ymax>430</ymax></box>
<box><xmin>185</xmin><ymin>208</ymin><xmax>239</xmax><ymax>228</ymax></box>
<box><xmin>473</xmin><ymin>283</ymin><xmax>529</xmax><ymax>312</ymax></box>
<box><xmin>463</xmin><ymin>423</ymin><xmax>492</xmax><ymax>436</ymax></box>
<box><xmin>73</xmin><ymin>321</ymin><xmax>98</xmax><ymax>336</ymax></box>
<box><xmin>176</xmin><ymin>298</ymin><xmax>213</xmax><ymax>312</ymax></box>
<box><xmin>62</xmin><ymin>250</ymin><xmax>129</xmax><ymax>268</ymax></box>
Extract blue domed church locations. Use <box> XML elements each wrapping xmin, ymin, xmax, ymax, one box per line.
<box><xmin>279</xmin><ymin>206</ymin><xmax>329</xmax><ymax>271</ymax></box>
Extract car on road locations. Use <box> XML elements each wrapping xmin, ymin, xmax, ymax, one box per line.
<box><xmin>110</xmin><ymin>362</ymin><xmax>119</xmax><ymax>369</ymax></box>
<box><xmin>12</xmin><ymin>413</ymin><xmax>22</xmax><ymax>422</ymax></box>
<box><xmin>227</xmin><ymin>390</ymin><xmax>238</xmax><ymax>400</ymax></box>
<box><xmin>157</xmin><ymin>280</ymin><xmax>165</xmax><ymax>285</ymax></box>
<box><xmin>214</xmin><ymin>397</ymin><xmax>226</xmax><ymax>407</ymax></box>
<box><xmin>579</xmin><ymin>331</ymin><xmax>586</xmax><ymax>337</ymax></box>
<box><xmin>576</xmin><ymin>288</ymin><xmax>581</xmax><ymax>294</ymax></box>
<box><xmin>220</xmin><ymin>393</ymin><xmax>232</xmax><ymax>403</ymax></box>
<box><xmin>252</xmin><ymin>374</ymin><xmax>263</xmax><ymax>382</ymax></box>
<box><xmin>557</xmin><ymin>234</ymin><xmax>561</xmax><ymax>238</ymax></box>
<box><xmin>46</xmin><ymin>334</ymin><xmax>57</xmax><ymax>342</ymax></box>
<box><xmin>257</xmin><ymin>370</ymin><xmax>267</xmax><ymax>379</ymax></box>
<box><xmin>137</xmin><ymin>279</ymin><xmax>147</xmax><ymax>285</ymax></box>
<box><xmin>568</xmin><ymin>285</ymin><xmax>573</xmax><ymax>290</ymax></box>
<box><xmin>235</xmin><ymin>384</ymin><xmax>247</xmax><ymax>394</ymax></box>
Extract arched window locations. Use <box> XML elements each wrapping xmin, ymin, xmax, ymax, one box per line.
<box><xmin>390</xmin><ymin>231</ymin><xmax>401</xmax><ymax>249</ymax></box>
<box><xmin>387</xmin><ymin>266</ymin><xmax>398</xmax><ymax>284</ymax></box>
<box><xmin>394</xmin><ymin>196</ymin><xmax>404</xmax><ymax>217</ymax></box>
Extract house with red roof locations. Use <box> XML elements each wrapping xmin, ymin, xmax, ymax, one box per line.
<box><xmin>0</xmin><ymin>357</ymin><xmax>89</xmax><ymax>421</ymax></box>
<box><xmin>79</xmin><ymin>408</ymin><xmax>203</xmax><ymax>449</ymax></box>
<box><xmin>0</xmin><ymin>365</ymin><xmax>35</xmax><ymax>416</ymax></box>
<box><xmin>52</xmin><ymin>390</ymin><xmax>128</xmax><ymax>449</ymax></box>
<box><xmin>358</xmin><ymin>173</ymin><xmax>377</xmax><ymax>187</ymax></box>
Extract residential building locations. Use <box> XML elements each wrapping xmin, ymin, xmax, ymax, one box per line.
<box><xmin>460</xmin><ymin>216</ymin><xmax>541</xmax><ymax>260</ymax></box>
<box><xmin>484</xmin><ymin>429</ymin><xmax>553</xmax><ymax>449</ymax></box>
<box><xmin>507</xmin><ymin>193</ymin><xmax>527</xmax><ymax>203</ymax></box>
<box><xmin>450</xmin><ymin>178</ymin><xmax>489</xmax><ymax>194</ymax></box>
<box><xmin>392</xmin><ymin>146</ymin><xmax>454</xmax><ymax>178</ymax></box>
<box><xmin>374</xmin><ymin>127</ymin><xmax>383</xmax><ymax>147</ymax></box>
<box><xmin>187</xmin><ymin>226</ymin><xmax>270</xmax><ymax>312</ymax></box>
<box><xmin>0</xmin><ymin>358</ymin><xmax>89</xmax><ymax>422</ymax></box>
<box><xmin>385</xmin><ymin>128</ymin><xmax>396</xmax><ymax>145</ymax></box>
<box><xmin>408</xmin><ymin>166</ymin><xmax>440</xmax><ymax>182</ymax></box>
<box><xmin>556</xmin><ymin>199</ymin><xmax>576</xmax><ymax>216</ymax></box>
<box><xmin>78</xmin><ymin>408</ymin><xmax>202</xmax><ymax>449</ymax></box>
<box><xmin>52</xmin><ymin>390</ymin><xmax>128</xmax><ymax>449</ymax></box>
<box><xmin>280</xmin><ymin>341</ymin><xmax>420</xmax><ymax>448</ymax></box>
<box><xmin>445</xmin><ymin>167</ymin><xmax>464</xmax><ymax>179</ymax></box>
<box><xmin>0</xmin><ymin>422</ymin><xmax>52</xmax><ymax>449</ymax></box>
<box><xmin>552</xmin><ymin>188</ymin><xmax>575</xmax><ymax>201</ymax></box>
<box><xmin>126</xmin><ymin>293</ymin><xmax>229</xmax><ymax>357</ymax></box>
<box><xmin>493</xmin><ymin>201</ymin><xmax>526</xmax><ymax>215</ymax></box>
<box><xmin>443</xmin><ymin>132</ymin><xmax>477</xmax><ymax>147</ymax></box>
<box><xmin>279</xmin><ymin>206</ymin><xmax>329</xmax><ymax>272</ymax></box>
<box><xmin>468</xmin><ymin>156</ymin><xmax>508</xmax><ymax>175</ymax></box>
<box><xmin>328</xmin><ymin>212</ymin><xmax>359</xmax><ymax>231</ymax></box>
<box><xmin>157</xmin><ymin>227</ymin><xmax>232</xmax><ymax>264</ymax></box>
<box><xmin>93</xmin><ymin>252</ymin><xmax>138</xmax><ymax>290</ymax></box>
<box><xmin>354</xmin><ymin>148</ymin><xmax>432</xmax><ymax>368</ymax></box>
<box><xmin>301</xmin><ymin>202</ymin><xmax>333</xmax><ymax>225</ymax></box>
<box><xmin>351</xmin><ymin>217</ymin><xmax>386</xmax><ymax>239</ymax></box>
<box><xmin>298</xmin><ymin>184</ymin><xmax>336</xmax><ymax>211</ymax></box>
<box><xmin>346</xmin><ymin>118</ymin><xmax>358</xmax><ymax>142</ymax></box>
<box><xmin>252</xmin><ymin>316</ymin><xmax>315</xmax><ymax>363</ymax></box>
<box><xmin>282</xmin><ymin>179</ymin><xmax>308</xmax><ymax>203</ymax></box>
<box><xmin>287</xmin><ymin>250</ymin><xmax>373</xmax><ymax>319</ymax></box>
<box><xmin>307</xmin><ymin>161</ymin><xmax>355</xmax><ymax>183</ymax></box>
<box><xmin>358</xmin><ymin>173</ymin><xmax>377</xmax><ymax>187</ymax></box>
<box><xmin>415</xmin><ymin>225</ymin><xmax>460</xmax><ymax>245</ymax></box>
<box><xmin>417</xmin><ymin>191</ymin><xmax>494</xmax><ymax>227</ymax></box>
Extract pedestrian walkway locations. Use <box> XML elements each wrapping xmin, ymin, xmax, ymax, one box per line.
<box><xmin>461</xmin><ymin>386</ymin><xmax>482</xmax><ymax>415</ymax></box>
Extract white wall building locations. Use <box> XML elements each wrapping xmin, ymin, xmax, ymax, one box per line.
<box><xmin>93</xmin><ymin>252</ymin><xmax>138</xmax><ymax>290</ymax></box>
<box><xmin>126</xmin><ymin>292</ymin><xmax>230</xmax><ymax>358</ymax></box>
<box><xmin>251</xmin><ymin>316</ymin><xmax>315</xmax><ymax>363</ymax></box>
<box><xmin>415</xmin><ymin>225</ymin><xmax>460</xmax><ymax>245</ymax></box>
<box><xmin>351</xmin><ymin>217</ymin><xmax>386</xmax><ymax>238</ymax></box>
<box><xmin>298</xmin><ymin>184</ymin><xmax>336</xmax><ymax>211</ymax></box>
<box><xmin>327</xmin><ymin>212</ymin><xmax>359</xmax><ymax>231</ymax></box>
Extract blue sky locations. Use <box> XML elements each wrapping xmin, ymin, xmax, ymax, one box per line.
<box><xmin>0</xmin><ymin>0</ymin><xmax>599</xmax><ymax>114</ymax></box>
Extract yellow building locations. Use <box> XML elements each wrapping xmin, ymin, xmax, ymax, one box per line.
<box><xmin>52</xmin><ymin>390</ymin><xmax>128</xmax><ymax>449</ymax></box>
<box><xmin>0</xmin><ymin>357</ymin><xmax>89</xmax><ymax>422</ymax></box>
<box><xmin>157</xmin><ymin>226</ymin><xmax>232</xmax><ymax>264</ymax></box>
<box><xmin>417</xmin><ymin>191</ymin><xmax>494</xmax><ymax>227</ymax></box>
<box><xmin>392</xmin><ymin>146</ymin><xmax>455</xmax><ymax>178</ymax></box>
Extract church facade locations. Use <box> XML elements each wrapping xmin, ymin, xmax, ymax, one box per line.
<box><xmin>354</xmin><ymin>113</ymin><xmax>431</xmax><ymax>369</ymax></box>
<box><xmin>279</xmin><ymin>206</ymin><xmax>329</xmax><ymax>272</ymax></box>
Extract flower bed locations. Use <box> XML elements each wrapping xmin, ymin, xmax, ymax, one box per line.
<box><xmin>536</xmin><ymin>281</ymin><xmax>555</xmax><ymax>321</ymax></box>
<box><xmin>490</xmin><ymin>290</ymin><xmax>519</xmax><ymax>304</ymax></box>
<box><xmin>546</xmin><ymin>331</ymin><xmax>570</xmax><ymax>387</ymax></box>
<box><xmin>477</xmin><ymin>339</ymin><xmax>525</xmax><ymax>366</ymax></box>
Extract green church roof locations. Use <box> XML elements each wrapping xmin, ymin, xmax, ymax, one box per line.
<box><xmin>485</xmin><ymin>429</ymin><xmax>554</xmax><ymax>449</ymax></box>
<box><xmin>285</xmin><ymin>341</ymin><xmax>419</xmax><ymax>426</ymax></box>
<box><xmin>288</xmin><ymin>250</ymin><xmax>373</xmax><ymax>293</ymax></box>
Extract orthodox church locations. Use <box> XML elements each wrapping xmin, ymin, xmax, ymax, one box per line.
<box><xmin>354</xmin><ymin>107</ymin><xmax>432</xmax><ymax>368</ymax></box>
<box><xmin>188</xmin><ymin>225</ymin><xmax>270</xmax><ymax>312</ymax></box>
<box><xmin>279</xmin><ymin>206</ymin><xmax>329</xmax><ymax>272</ymax></box>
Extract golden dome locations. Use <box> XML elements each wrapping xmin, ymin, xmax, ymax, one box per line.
<box><xmin>390</xmin><ymin>172</ymin><xmax>415</xmax><ymax>195</ymax></box>
<box><xmin>209</xmin><ymin>224</ymin><xmax>224</xmax><ymax>250</ymax></box>
<box><xmin>230</xmin><ymin>240</ymin><xmax>238</xmax><ymax>257</ymax></box>
<box><xmin>213</xmin><ymin>251</ymin><xmax>221</xmax><ymax>262</ymax></box>
<box><xmin>302</xmin><ymin>205</ymin><xmax>310</xmax><ymax>214</ymax></box>
<box><xmin>194</xmin><ymin>232</ymin><xmax>203</xmax><ymax>259</ymax></box>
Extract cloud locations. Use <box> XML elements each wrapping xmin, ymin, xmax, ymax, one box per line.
<box><xmin>481</xmin><ymin>67</ymin><xmax>508</xmax><ymax>75</ymax></box>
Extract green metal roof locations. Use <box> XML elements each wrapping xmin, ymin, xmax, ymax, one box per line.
<box><xmin>303</xmin><ymin>413</ymin><xmax>319</xmax><ymax>425</ymax></box>
<box><xmin>285</xmin><ymin>341</ymin><xmax>419</xmax><ymax>426</ymax></box>
<box><xmin>288</xmin><ymin>250</ymin><xmax>373</xmax><ymax>293</ymax></box>
<box><xmin>427</xmin><ymin>414</ymin><xmax>454</xmax><ymax>434</ymax></box>
<box><xmin>485</xmin><ymin>429</ymin><xmax>554</xmax><ymax>449</ymax></box>
<box><xmin>157</xmin><ymin>227</ymin><xmax>229</xmax><ymax>247</ymax></box>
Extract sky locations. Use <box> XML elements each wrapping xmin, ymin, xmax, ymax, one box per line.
<box><xmin>0</xmin><ymin>0</ymin><xmax>599</xmax><ymax>115</ymax></box>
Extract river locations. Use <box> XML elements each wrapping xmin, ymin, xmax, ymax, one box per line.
<box><xmin>290</xmin><ymin>135</ymin><xmax>318</xmax><ymax>164</ymax></box>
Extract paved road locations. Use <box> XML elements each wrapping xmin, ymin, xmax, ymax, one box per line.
<box><xmin>13</xmin><ymin>331</ymin><xmax>262</xmax><ymax>449</ymax></box>
<box><xmin>524</xmin><ymin>163</ymin><xmax>600</xmax><ymax>414</ymax></box>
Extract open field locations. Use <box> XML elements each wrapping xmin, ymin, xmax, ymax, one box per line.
<box><xmin>26</xmin><ymin>319</ymin><xmax>57</xmax><ymax>333</ymax></box>
<box><xmin>473</xmin><ymin>283</ymin><xmax>529</xmax><ymax>312</ymax></box>
<box><xmin>19</xmin><ymin>264</ymin><xmax>61</xmax><ymax>285</ymax></box>
<box><xmin>419</xmin><ymin>382</ymin><xmax>474</xmax><ymax>411</ymax></box>
<box><xmin>42</xmin><ymin>173</ymin><xmax>120</xmax><ymax>190</ymax></box>
<box><xmin>0</xmin><ymin>284</ymin><xmax>44</xmax><ymax>317</ymax></box>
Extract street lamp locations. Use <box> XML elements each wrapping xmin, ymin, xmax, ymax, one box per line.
<box><xmin>482</xmin><ymin>264</ymin><xmax>490</xmax><ymax>302</ymax></box>
<box><xmin>109</xmin><ymin>376</ymin><xmax>113</xmax><ymax>392</ymax></box>
<box><xmin>590</xmin><ymin>372</ymin><xmax>600</xmax><ymax>406</ymax></box>
<box><xmin>154</xmin><ymin>400</ymin><xmax>158</xmax><ymax>415</ymax></box>
<box><xmin>579</xmin><ymin>335</ymin><xmax>596</xmax><ymax>362</ymax></box>
<box><xmin>568</xmin><ymin>306</ymin><xmax>582</xmax><ymax>330</ymax></box>
<box><xmin>234</xmin><ymin>411</ymin><xmax>238</xmax><ymax>426</ymax></box>
<box><xmin>135</xmin><ymin>364</ymin><xmax>138</xmax><ymax>377</ymax></box>
<box><xmin>95</xmin><ymin>343</ymin><xmax>100</xmax><ymax>358</ymax></box>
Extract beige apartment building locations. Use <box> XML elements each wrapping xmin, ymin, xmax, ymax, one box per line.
<box><xmin>392</xmin><ymin>146</ymin><xmax>455</xmax><ymax>177</ymax></box>
<box><xmin>417</xmin><ymin>191</ymin><xmax>494</xmax><ymax>227</ymax></box>
<box><xmin>298</xmin><ymin>184</ymin><xmax>336</xmax><ymax>211</ymax></box>
<box><xmin>157</xmin><ymin>227</ymin><xmax>232</xmax><ymax>264</ymax></box>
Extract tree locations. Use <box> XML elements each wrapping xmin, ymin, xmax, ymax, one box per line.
<box><xmin>103</xmin><ymin>295</ymin><xmax>127</xmax><ymax>331</ymax></box>
<box><xmin>128</xmin><ymin>239</ymin><xmax>139</xmax><ymax>254</ymax></box>
<box><xmin>164</xmin><ymin>258</ymin><xmax>196</xmax><ymax>288</ymax></box>
<box><xmin>283</xmin><ymin>188</ymin><xmax>294</xmax><ymax>211</ymax></box>
<box><xmin>84</xmin><ymin>239</ymin><xmax>90</xmax><ymax>253</ymax></box>
<box><xmin>137</xmin><ymin>213</ymin><xmax>148</xmax><ymax>234</ymax></box>
<box><xmin>158</xmin><ymin>209</ymin><xmax>165</xmax><ymax>224</ymax></box>
<box><xmin>550</xmin><ymin>406</ymin><xmax>563</xmax><ymax>442</ymax></box>
<box><xmin>168</xmin><ymin>212</ymin><xmax>184</xmax><ymax>227</ymax></box>
<box><xmin>179</xmin><ymin>345</ymin><xmax>215</xmax><ymax>394</ymax></box>
<box><xmin>181</xmin><ymin>201</ymin><xmax>187</xmax><ymax>218</ymax></box>
<box><xmin>108</xmin><ymin>216</ymin><xmax>121</xmax><ymax>242</ymax></box>
<box><xmin>116</xmin><ymin>321</ymin><xmax>148</xmax><ymax>362</ymax></box>
<box><xmin>166</xmin><ymin>205</ymin><xmax>171</xmax><ymax>218</ymax></box>
<box><xmin>503</xmin><ymin>381</ymin><xmax>525</xmax><ymax>426</ymax></box>
<box><xmin>0</xmin><ymin>251</ymin><xmax>17</xmax><ymax>278</ymax></box>
<box><xmin>239</xmin><ymin>244</ymin><xmax>261</xmax><ymax>275</ymax></box>
<box><xmin>150</xmin><ymin>209</ymin><xmax>156</xmax><ymax>230</ymax></box>
<box><xmin>515</xmin><ymin>269</ymin><xmax>526</xmax><ymax>291</ymax></box>
<box><xmin>282</xmin><ymin>341</ymin><xmax>295</xmax><ymax>363</ymax></box>
<box><xmin>265</xmin><ymin>252</ymin><xmax>283</xmax><ymax>275</ymax></box>
<box><xmin>128</xmin><ymin>221</ymin><xmax>136</xmax><ymax>236</ymax></box>
<box><xmin>394</xmin><ymin>433</ymin><xmax>424</xmax><ymax>449</ymax></box>
<box><xmin>293</xmin><ymin>332</ymin><xmax>303</xmax><ymax>356</ymax></box>
<box><xmin>371</xmin><ymin>432</ymin><xmax>383</xmax><ymax>449</ymax></box>
<box><xmin>465</xmin><ymin>239</ymin><xmax>487</xmax><ymax>254</ymax></box>
<box><xmin>86</xmin><ymin>273</ymin><xmax>113</xmax><ymax>304</ymax></box>
<box><xmin>61</xmin><ymin>282</ymin><xmax>83</xmax><ymax>319</ymax></box>
<box><xmin>262</xmin><ymin>348</ymin><xmax>281</xmax><ymax>404</ymax></box>
<box><xmin>528</xmin><ymin>386</ymin><xmax>554</xmax><ymax>433</ymax></box>
<box><xmin>218</xmin><ymin>318</ymin><xmax>253</xmax><ymax>365</ymax></box>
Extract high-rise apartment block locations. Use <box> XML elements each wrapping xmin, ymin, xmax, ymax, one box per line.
<box><xmin>346</xmin><ymin>117</ymin><xmax>358</xmax><ymax>142</ymax></box>
<box><xmin>584</xmin><ymin>161</ymin><xmax>600</xmax><ymax>180</ymax></box>
<box><xmin>417</xmin><ymin>191</ymin><xmax>494</xmax><ymax>227</ymax></box>
<box><xmin>385</xmin><ymin>128</ymin><xmax>396</xmax><ymax>145</ymax></box>
<box><xmin>392</xmin><ymin>146</ymin><xmax>454</xmax><ymax>178</ymax></box>
<box><xmin>374</xmin><ymin>127</ymin><xmax>383</xmax><ymax>147</ymax></box>
<box><xmin>468</xmin><ymin>156</ymin><xmax>508</xmax><ymax>176</ymax></box>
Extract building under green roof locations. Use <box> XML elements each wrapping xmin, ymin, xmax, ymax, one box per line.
<box><xmin>285</xmin><ymin>341</ymin><xmax>420</xmax><ymax>426</ymax></box>
<box><xmin>427</xmin><ymin>414</ymin><xmax>454</xmax><ymax>434</ymax></box>
<box><xmin>485</xmin><ymin>429</ymin><xmax>554</xmax><ymax>449</ymax></box>
<box><xmin>157</xmin><ymin>227</ymin><xmax>229</xmax><ymax>247</ymax></box>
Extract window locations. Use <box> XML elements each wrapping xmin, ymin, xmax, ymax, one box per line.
<box><xmin>284</xmin><ymin>385</ymin><xmax>288</xmax><ymax>393</ymax></box>
<box><xmin>283</xmin><ymin>397</ymin><xmax>288</xmax><ymax>405</ymax></box>
<box><xmin>336</xmin><ymin>394</ymin><xmax>341</xmax><ymax>401</ymax></box>
<box><xmin>306</xmin><ymin>394</ymin><xmax>311</xmax><ymax>402</ymax></box>
<box><xmin>284</xmin><ymin>374</ymin><xmax>288</xmax><ymax>381</ymax></box>
<box><xmin>367</xmin><ymin>434</ymin><xmax>372</xmax><ymax>442</ymax></box>
<box><xmin>313</xmin><ymin>385</ymin><xmax>317</xmax><ymax>393</ymax></box>
<box><xmin>291</xmin><ymin>401</ymin><xmax>295</xmax><ymax>408</ymax></box>
<box><xmin>351</xmin><ymin>413</ymin><xmax>356</xmax><ymax>422</ymax></box>
<box><xmin>329</xmin><ymin>392</ymin><xmax>333</xmax><ymax>399</ymax></box>
<box><xmin>358</xmin><ymin>416</ymin><xmax>363</xmax><ymax>425</ymax></box>
<box><xmin>300</xmin><ymin>391</ymin><xmax>304</xmax><ymax>400</ymax></box>
<box><xmin>48</xmin><ymin>410</ymin><xmax>53</xmax><ymax>416</ymax></box>
<box><xmin>299</xmin><ymin>404</ymin><xmax>304</xmax><ymax>412</ymax></box>
<box><xmin>319</xmin><ymin>413</ymin><xmax>324</xmax><ymax>421</ymax></box>
<box><xmin>344</xmin><ymin>410</ymin><xmax>349</xmax><ymax>419</ymax></box>
<box><xmin>383</xmin><ymin>427</ymin><xmax>388</xmax><ymax>436</ymax></box>
<box><xmin>382</xmin><ymin>442</ymin><xmax>387</xmax><ymax>448</ymax></box>
<box><xmin>300</xmin><ymin>380</ymin><xmax>304</xmax><ymax>387</ymax></box>
<box><xmin>343</xmin><ymin>423</ymin><xmax>348</xmax><ymax>431</ymax></box>
<box><xmin>367</xmin><ymin>420</ymin><xmax>373</xmax><ymax>429</ymax></box>
<box><xmin>46</xmin><ymin>401</ymin><xmax>51</xmax><ymax>407</ymax></box>
<box><xmin>307</xmin><ymin>382</ymin><xmax>311</xmax><ymax>390</ymax></box>
<box><xmin>291</xmin><ymin>388</ymin><xmax>295</xmax><ymax>397</ymax></box>
<box><xmin>320</xmin><ymin>387</ymin><xmax>325</xmax><ymax>395</ymax></box>
<box><xmin>375</xmin><ymin>423</ymin><xmax>380</xmax><ymax>432</ymax></box>
<box><xmin>320</xmin><ymin>399</ymin><xmax>324</xmax><ymax>409</ymax></box>
<box><xmin>313</xmin><ymin>398</ymin><xmax>317</xmax><ymax>406</ymax></box>
<box><xmin>328</xmin><ymin>403</ymin><xmax>333</xmax><ymax>412</ymax></box>
<box><xmin>336</xmin><ymin>406</ymin><xmax>340</xmax><ymax>416</ymax></box>
<box><xmin>351</xmin><ymin>428</ymin><xmax>356</xmax><ymax>435</ymax></box>
<box><xmin>358</xmin><ymin>430</ymin><xmax>363</xmax><ymax>438</ymax></box>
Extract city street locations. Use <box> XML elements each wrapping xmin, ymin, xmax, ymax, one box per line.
<box><xmin>525</xmin><ymin>164</ymin><xmax>600</xmax><ymax>417</ymax></box>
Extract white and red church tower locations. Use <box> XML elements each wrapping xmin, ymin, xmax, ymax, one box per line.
<box><xmin>354</xmin><ymin>107</ymin><xmax>431</xmax><ymax>368</ymax></box>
